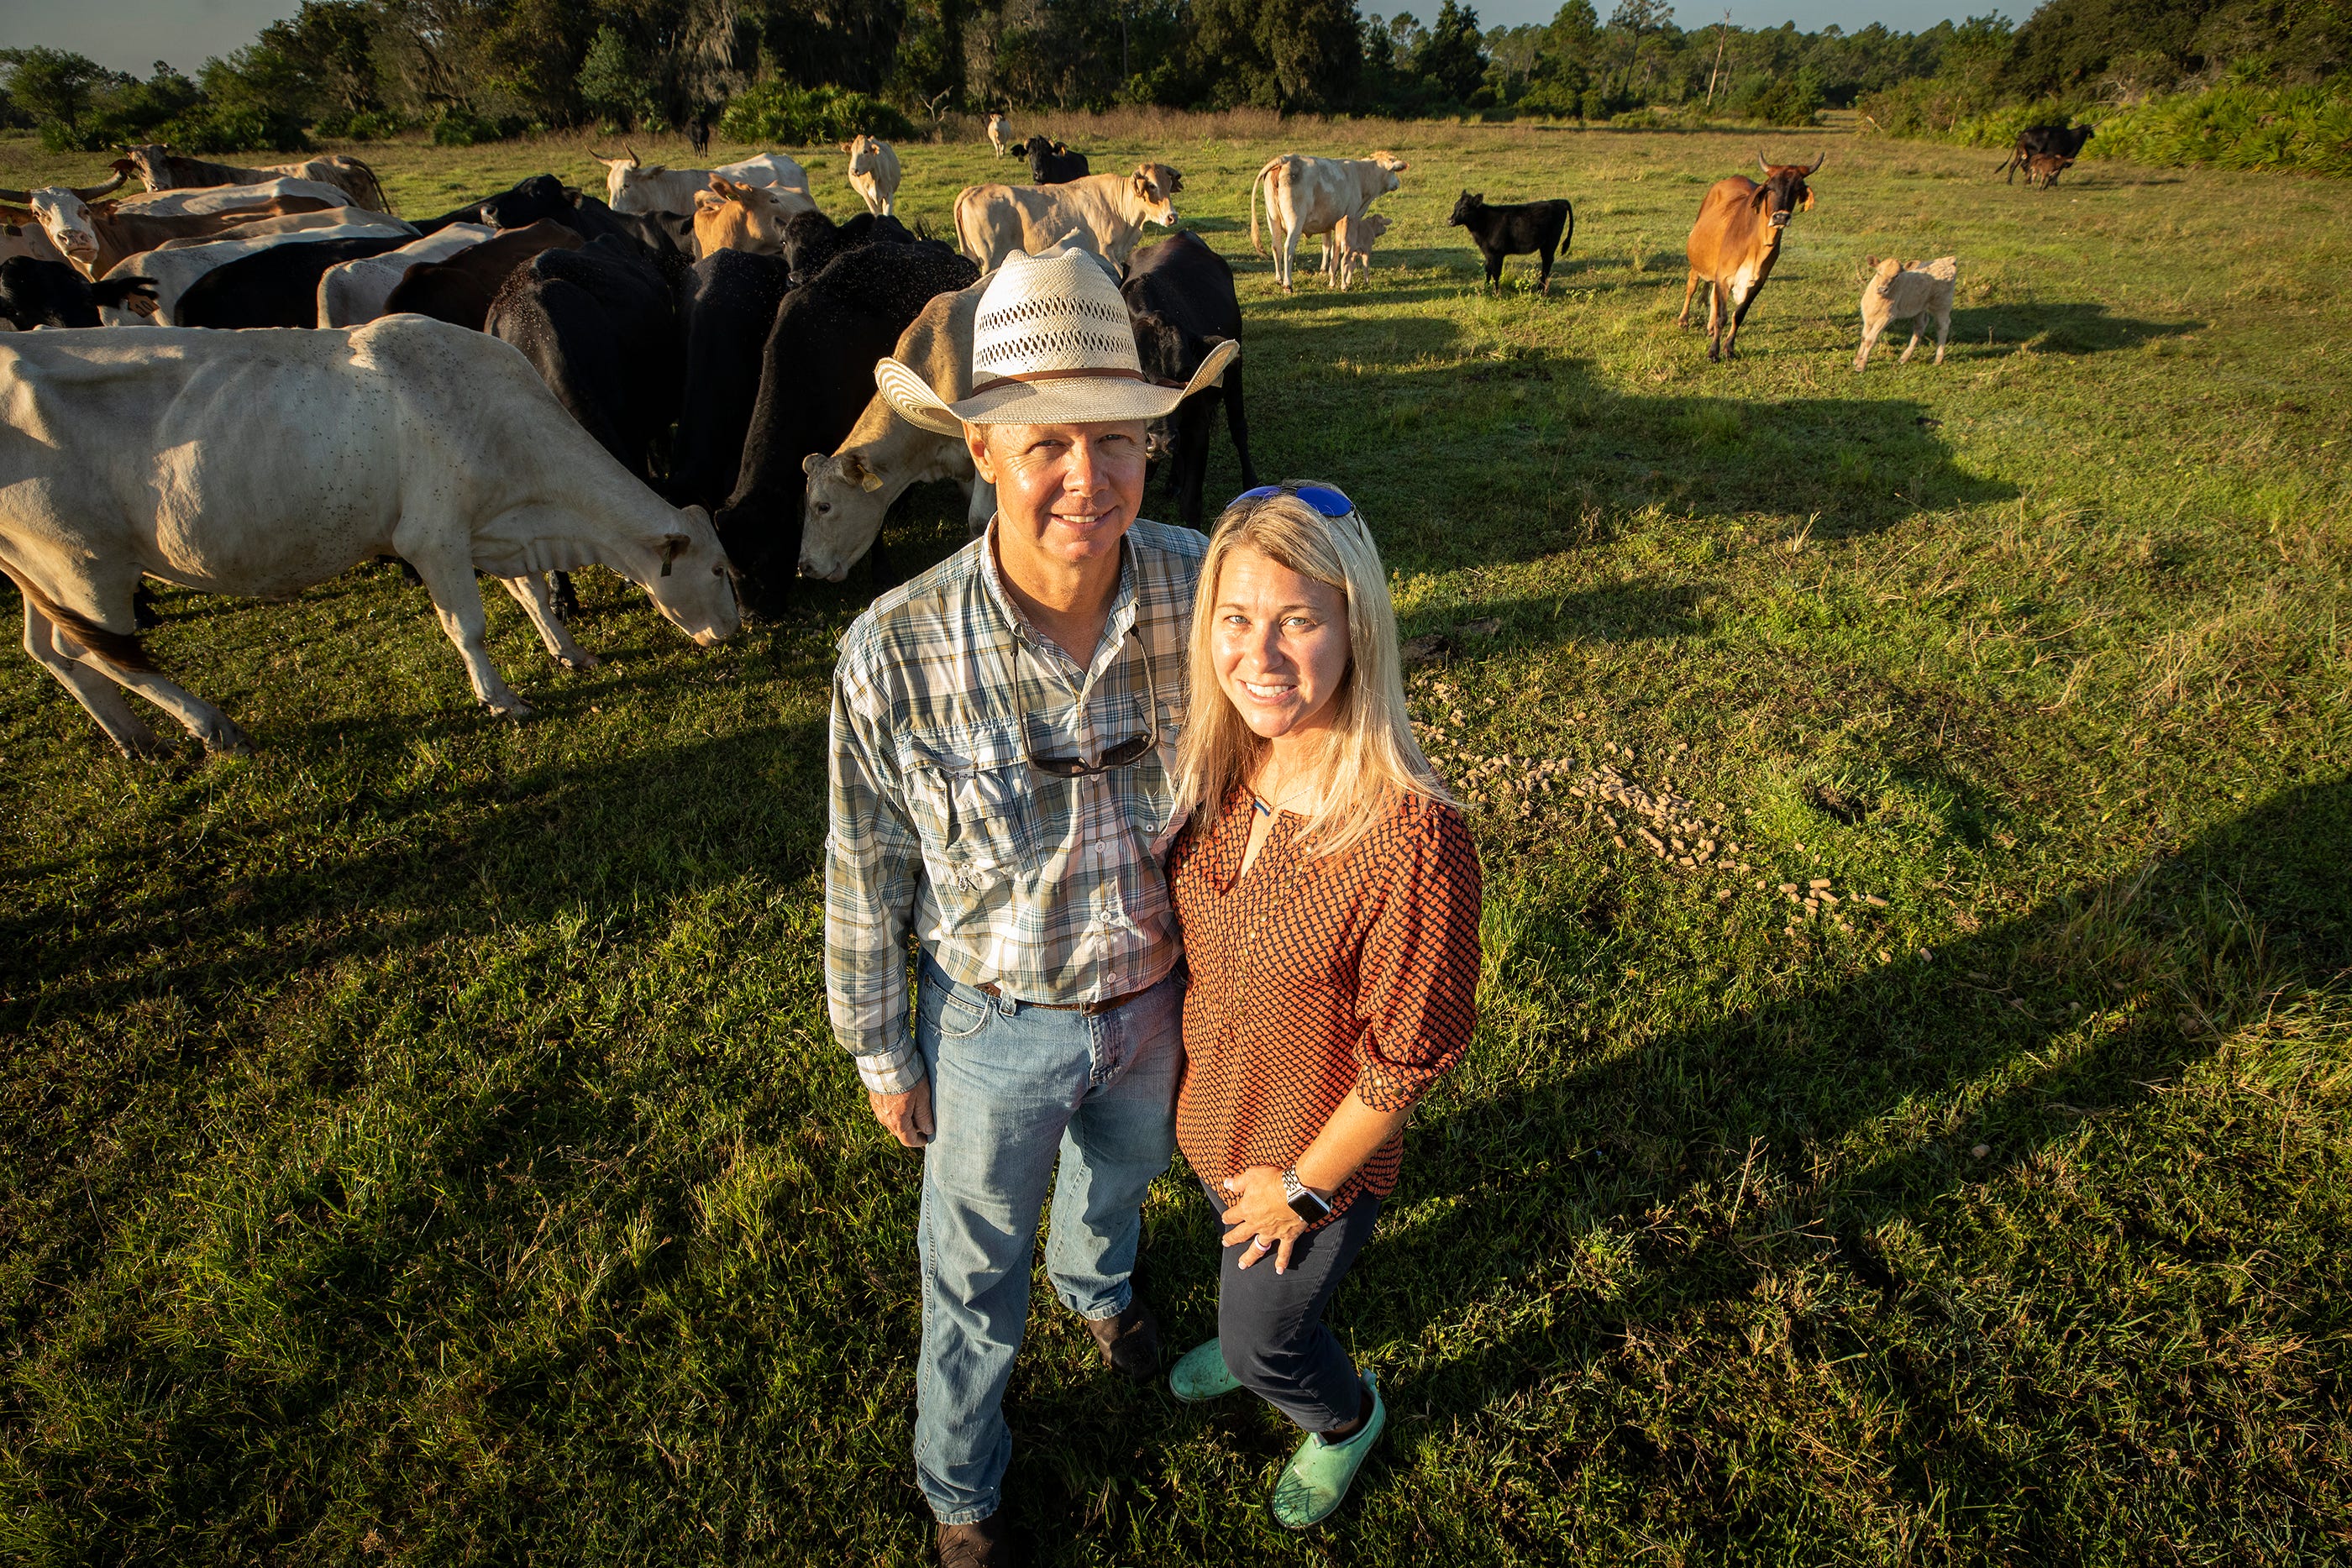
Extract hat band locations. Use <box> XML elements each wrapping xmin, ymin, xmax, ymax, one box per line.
<box><xmin>967</xmin><ymin>365</ymin><xmax>1189</xmax><ymax>396</ymax></box>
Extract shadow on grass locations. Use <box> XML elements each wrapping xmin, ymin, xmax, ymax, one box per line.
<box><xmin>1955</xmin><ymin>302</ymin><xmax>2203</xmax><ymax>354</ymax></box>
<box><xmin>1037</xmin><ymin>776</ymin><xmax>2349</xmax><ymax>1559</ymax></box>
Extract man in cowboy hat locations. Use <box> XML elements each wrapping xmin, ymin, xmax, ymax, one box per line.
<box><xmin>827</xmin><ymin>245</ymin><xmax>1236</xmax><ymax>1565</ymax></box>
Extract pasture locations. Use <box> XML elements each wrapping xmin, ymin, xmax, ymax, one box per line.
<box><xmin>3</xmin><ymin>117</ymin><xmax>2349</xmax><ymax>1564</ymax></box>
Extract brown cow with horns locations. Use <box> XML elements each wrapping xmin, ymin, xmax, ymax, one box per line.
<box><xmin>1678</xmin><ymin>151</ymin><xmax>1823</xmax><ymax>363</ymax></box>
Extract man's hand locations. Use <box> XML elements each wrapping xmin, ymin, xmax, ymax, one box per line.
<box><xmin>869</xmin><ymin>1079</ymin><xmax>935</xmax><ymax>1148</ymax></box>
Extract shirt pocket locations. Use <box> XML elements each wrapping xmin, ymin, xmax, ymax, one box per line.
<box><xmin>1142</xmin><ymin>699</ymin><xmax>1189</xmax><ymax>861</ymax></box>
<box><xmin>900</xmin><ymin>726</ymin><xmax>1039</xmax><ymax>895</ymax></box>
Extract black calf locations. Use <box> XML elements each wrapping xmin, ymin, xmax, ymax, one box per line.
<box><xmin>0</xmin><ymin>255</ymin><xmax>154</xmax><ymax>328</ymax></box>
<box><xmin>1447</xmin><ymin>191</ymin><xmax>1575</xmax><ymax>295</ymax></box>
<box><xmin>1021</xmin><ymin>136</ymin><xmax>1089</xmax><ymax>184</ymax></box>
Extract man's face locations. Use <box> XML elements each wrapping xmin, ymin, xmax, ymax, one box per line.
<box><xmin>969</xmin><ymin>421</ymin><xmax>1150</xmax><ymax>576</ymax></box>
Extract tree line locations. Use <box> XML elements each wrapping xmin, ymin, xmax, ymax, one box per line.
<box><xmin>3</xmin><ymin>0</ymin><xmax>2334</xmax><ymax>158</ymax></box>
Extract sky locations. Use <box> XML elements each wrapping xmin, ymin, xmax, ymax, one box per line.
<box><xmin>0</xmin><ymin>0</ymin><xmax>1990</xmax><ymax>79</ymax></box>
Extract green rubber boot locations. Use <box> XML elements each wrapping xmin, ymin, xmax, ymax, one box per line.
<box><xmin>1271</xmin><ymin>1368</ymin><xmax>1384</xmax><ymax>1529</ymax></box>
<box><xmin>1169</xmin><ymin>1339</ymin><xmax>1242</xmax><ymax>1403</ymax></box>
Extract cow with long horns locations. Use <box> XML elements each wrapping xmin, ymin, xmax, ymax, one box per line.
<box><xmin>1678</xmin><ymin>151</ymin><xmax>1822</xmax><ymax>363</ymax></box>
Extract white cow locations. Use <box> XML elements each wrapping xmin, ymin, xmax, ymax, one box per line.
<box><xmin>987</xmin><ymin>113</ymin><xmax>1012</xmax><ymax>158</ymax></box>
<box><xmin>1854</xmin><ymin>254</ymin><xmax>1958</xmax><ymax>370</ymax></box>
<box><xmin>953</xmin><ymin>165</ymin><xmax>1181</xmax><ymax>273</ymax></box>
<box><xmin>801</xmin><ymin>276</ymin><xmax>999</xmax><ymax>580</ymax></box>
<box><xmin>110</xmin><ymin>177</ymin><xmax>354</xmax><ymax>216</ymax></box>
<box><xmin>0</xmin><ymin>317</ymin><xmax>738</xmax><ymax>757</ymax></box>
<box><xmin>1</xmin><ymin>221</ymin><xmax>70</xmax><ymax>266</ymax></box>
<box><xmin>318</xmin><ymin>223</ymin><xmax>497</xmax><ymax>327</ymax></box>
<box><xmin>592</xmin><ymin>147</ymin><xmax>811</xmax><ymax>215</ymax></box>
<box><xmin>99</xmin><ymin>216</ymin><xmax>423</xmax><ymax>325</ymax></box>
<box><xmin>1250</xmin><ymin>152</ymin><xmax>1409</xmax><ymax>293</ymax></box>
<box><xmin>844</xmin><ymin>135</ymin><xmax>902</xmax><ymax>218</ymax></box>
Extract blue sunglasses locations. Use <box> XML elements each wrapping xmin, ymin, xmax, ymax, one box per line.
<box><xmin>1228</xmin><ymin>483</ymin><xmax>1360</xmax><ymax>521</ymax></box>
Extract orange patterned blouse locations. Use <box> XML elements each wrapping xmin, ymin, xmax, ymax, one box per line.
<box><xmin>1170</xmin><ymin>785</ymin><xmax>1482</xmax><ymax>1226</ymax></box>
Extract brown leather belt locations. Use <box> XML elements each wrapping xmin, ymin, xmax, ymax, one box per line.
<box><xmin>978</xmin><ymin>980</ymin><xmax>1152</xmax><ymax>1016</ymax></box>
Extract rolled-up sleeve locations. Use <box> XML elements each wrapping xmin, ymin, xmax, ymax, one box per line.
<box><xmin>1352</xmin><ymin>805</ymin><xmax>1483</xmax><ymax>1111</ymax></box>
<box><xmin>825</xmin><ymin>638</ymin><xmax>927</xmax><ymax>1094</ymax></box>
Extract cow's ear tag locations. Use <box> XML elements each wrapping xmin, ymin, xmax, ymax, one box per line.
<box><xmin>861</xmin><ymin>471</ymin><xmax>885</xmax><ymax>492</ymax></box>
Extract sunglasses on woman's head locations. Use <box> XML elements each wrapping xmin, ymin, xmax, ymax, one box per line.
<box><xmin>1231</xmin><ymin>483</ymin><xmax>1358</xmax><ymax>520</ymax></box>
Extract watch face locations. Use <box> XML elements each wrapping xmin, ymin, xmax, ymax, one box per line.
<box><xmin>1287</xmin><ymin>1188</ymin><xmax>1331</xmax><ymax>1222</ymax></box>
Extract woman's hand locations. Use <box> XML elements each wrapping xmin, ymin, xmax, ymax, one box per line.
<box><xmin>1220</xmin><ymin>1166</ymin><xmax>1308</xmax><ymax>1273</ymax></box>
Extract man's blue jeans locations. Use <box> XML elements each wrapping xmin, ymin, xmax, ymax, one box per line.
<box><xmin>911</xmin><ymin>951</ymin><xmax>1182</xmax><ymax>1524</ymax></box>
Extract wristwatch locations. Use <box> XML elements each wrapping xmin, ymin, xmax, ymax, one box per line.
<box><xmin>1281</xmin><ymin>1168</ymin><xmax>1331</xmax><ymax>1223</ymax></box>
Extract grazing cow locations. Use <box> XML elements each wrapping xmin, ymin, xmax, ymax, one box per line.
<box><xmin>717</xmin><ymin>239</ymin><xmax>978</xmax><ymax>609</ymax></box>
<box><xmin>0</xmin><ymin>256</ymin><xmax>155</xmax><ymax>328</ymax></box>
<box><xmin>953</xmin><ymin>165</ymin><xmax>1179</xmax><ymax>273</ymax></box>
<box><xmin>1448</xmin><ymin>191</ymin><xmax>1574</xmax><ymax>294</ymax></box>
<box><xmin>1249</xmin><ymin>152</ymin><xmax>1408</xmax><ymax>293</ymax></box>
<box><xmin>98</xmin><ymin>215</ymin><xmax>420</xmax><ymax>324</ymax></box>
<box><xmin>109</xmin><ymin>174</ymin><xmax>353</xmax><ymax>216</ymax></box>
<box><xmin>692</xmin><ymin>176</ymin><xmax>814</xmax><ymax>257</ymax></box>
<box><xmin>15</xmin><ymin>185</ymin><xmax>344</xmax><ymax>278</ymax></box>
<box><xmin>413</xmin><ymin>173</ymin><xmax>568</xmax><ymax>234</ymax></box>
<box><xmin>0</xmin><ymin>317</ymin><xmax>736</xmax><ymax>754</ymax></box>
<box><xmin>122</xmin><ymin>145</ymin><xmax>391</xmax><ymax>214</ymax></box>
<box><xmin>176</xmin><ymin>235</ymin><xmax>415</xmax><ymax>329</ymax></box>
<box><xmin>1677</xmin><ymin>152</ymin><xmax>1823</xmax><ymax>363</ymax></box>
<box><xmin>318</xmin><ymin>223</ymin><xmax>497</xmax><ymax>327</ymax></box>
<box><xmin>489</xmin><ymin>238</ymin><xmax>683</xmax><ymax>485</ymax></box>
<box><xmin>2026</xmin><ymin>153</ymin><xmax>2075</xmax><ymax>190</ymax></box>
<box><xmin>1999</xmin><ymin>123</ymin><xmax>2095</xmax><ymax>184</ymax></box>
<box><xmin>1021</xmin><ymin>136</ymin><xmax>1090</xmax><ymax>184</ymax></box>
<box><xmin>1320</xmin><ymin>211</ymin><xmax>1389</xmax><ymax>291</ymax></box>
<box><xmin>845</xmin><ymin>135</ymin><xmax>902</xmax><ymax>217</ymax></box>
<box><xmin>1121</xmin><ymin>231</ymin><xmax>1256</xmax><ymax>529</ymax></box>
<box><xmin>381</xmin><ymin>219</ymin><xmax>583</xmax><ymax>331</ymax></box>
<box><xmin>670</xmin><ymin>249</ymin><xmax>795</xmax><ymax>514</ymax></box>
<box><xmin>799</xmin><ymin>275</ymin><xmax>996</xmax><ymax>581</ymax></box>
<box><xmin>591</xmin><ymin>147</ymin><xmax>810</xmax><ymax>216</ymax></box>
<box><xmin>1853</xmin><ymin>254</ymin><xmax>1957</xmax><ymax>371</ymax></box>
<box><xmin>779</xmin><ymin>208</ymin><xmax>915</xmax><ymax>281</ymax></box>
<box><xmin>988</xmin><ymin>113</ymin><xmax>1012</xmax><ymax>158</ymax></box>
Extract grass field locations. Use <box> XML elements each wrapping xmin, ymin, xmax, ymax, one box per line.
<box><xmin>3</xmin><ymin>115</ymin><xmax>2349</xmax><ymax>1565</ymax></box>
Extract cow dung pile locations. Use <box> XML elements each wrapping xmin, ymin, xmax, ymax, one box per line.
<box><xmin>1568</xmin><ymin>752</ymin><xmax>1751</xmax><ymax>877</ymax></box>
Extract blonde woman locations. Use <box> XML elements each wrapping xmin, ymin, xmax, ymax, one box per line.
<box><xmin>1165</xmin><ymin>482</ymin><xmax>1482</xmax><ymax>1528</ymax></box>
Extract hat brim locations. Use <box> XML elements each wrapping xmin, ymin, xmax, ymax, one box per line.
<box><xmin>874</xmin><ymin>338</ymin><xmax>1239</xmax><ymax>438</ymax></box>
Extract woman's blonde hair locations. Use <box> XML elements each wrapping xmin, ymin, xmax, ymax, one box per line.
<box><xmin>1174</xmin><ymin>485</ymin><xmax>1456</xmax><ymax>859</ymax></box>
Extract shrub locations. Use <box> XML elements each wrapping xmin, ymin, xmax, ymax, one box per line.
<box><xmin>315</xmin><ymin>108</ymin><xmax>404</xmax><ymax>141</ymax></box>
<box><xmin>1739</xmin><ymin>71</ymin><xmax>1825</xmax><ymax>128</ymax></box>
<box><xmin>431</xmin><ymin>108</ymin><xmax>519</xmax><ymax>147</ymax></box>
<box><xmin>151</xmin><ymin>102</ymin><xmax>310</xmax><ymax>154</ymax></box>
<box><xmin>2092</xmin><ymin>83</ymin><xmax>2352</xmax><ymax>177</ymax></box>
<box><xmin>718</xmin><ymin>81</ymin><xmax>912</xmax><ymax>146</ymax></box>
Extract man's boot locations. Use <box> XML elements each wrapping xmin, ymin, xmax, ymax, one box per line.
<box><xmin>937</xmin><ymin>1513</ymin><xmax>1013</xmax><ymax>1567</ymax></box>
<box><xmin>1085</xmin><ymin>1299</ymin><xmax>1161</xmax><ymax>1382</ymax></box>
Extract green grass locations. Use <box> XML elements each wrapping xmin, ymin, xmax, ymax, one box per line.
<box><xmin>3</xmin><ymin>117</ymin><xmax>2349</xmax><ymax>1565</ymax></box>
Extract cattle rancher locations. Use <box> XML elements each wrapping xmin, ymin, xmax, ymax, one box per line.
<box><xmin>833</xmin><ymin>245</ymin><xmax>1236</xmax><ymax>1568</ymax></box>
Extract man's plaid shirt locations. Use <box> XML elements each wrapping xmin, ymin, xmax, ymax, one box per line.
<box><xmin>826</xmin><ymin>520</ymin><xmax>1205</xmax><ymax>1093</ymax></box>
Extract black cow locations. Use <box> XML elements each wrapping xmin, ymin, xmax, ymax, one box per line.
<box><xmin>669</xmin><ymin>248</ymin><xmax>794</xmax><ymax>514</ymax></box>
<box><xmin>778</xmin><ymin>208</ymin><xmax>916</xmax><ymax>282</ymax></box>
<box><xmin>689</xmin><ymin>108</ymin><xmax>714</xmax><ymax>158</ymax></box>
<box><xmin>0</xmin><ymin>255</ymin><xmax>154</xmax><ymax>328</ymax></box>
<box><xmin>175</xmin><ymin>236</ymin><xmax>412</xmax><ymax>329</ymax></box>
<box><xmin>1021</xmin><ymin>136</ymin><xmax>1089</xmax><ymax>184</ymax></box>
<box><xmin>381</xmin><ymin>218</ymin><xmax>582</xmax><ymax>332</ymax></box>
<box><xmin>1448</xmin><ymin>191</ymin><xmax>1574</xmax><ymax>295</ymax></box>
<box><xmin>417</xmin><ymin>173</ymin><xmax>572</xmax><ymax>234</ymax></box>
<box><xmin>716</xmin><ymin>239</ymin><xmax>978</xmax><ymax>612</ymax></box>
<box><xmin>1999</xmin><ymin>123</ymin><xmax>2095</xmax><ymax>183</ymax></box>
<box><xmin>1121</xmin><ymin>232</ymin><xmax>1257</xmax><ymax>530</ymax></box>
<box><xmin>487</xmin><ymin>236</ymin><xmax>682</xmax><ymax>484</ymax></box>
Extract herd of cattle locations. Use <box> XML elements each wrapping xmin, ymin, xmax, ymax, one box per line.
<box><xmin>0</xmin><ymin>123</ymin><xmax>2086</xmax><ymax>756</ymax></box>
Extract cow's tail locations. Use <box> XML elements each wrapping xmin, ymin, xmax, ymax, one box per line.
<box><xmin>1249</xmin><ymin>157</ymin><xmax>1283</xmax><ymax>257</ymax></box>
<box><xmin>0</xmin><ymin>563</ymin><xmax>155</xmax><ymax>673</ymax></box>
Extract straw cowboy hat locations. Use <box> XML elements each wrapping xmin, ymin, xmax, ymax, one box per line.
<box><xmin>874</xmin><ymin>245</ymin><xmax>1237</xmax><ymax>438</ymax></box>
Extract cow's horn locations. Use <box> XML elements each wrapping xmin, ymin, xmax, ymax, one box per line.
<box><xmin>1757</xmin><ymin>150</ymin><xmax>1771</xmax><ymax>173</ymax></box>
<box><xmin>1809</xmin><ymin>152</ymin><xmax>1827</xmax><ymax>174</ymax></box>
<box><xmin>626</xmin><ymin>144</ymin><xmax>641</xmax><ymax>167</ymax></box>
<box><xmin>73</xmin><ymin>169</ymin><xmax>129</xmax><ymax>201</ymax></box>
<box><xmin>0</xmin><ymin>185</ymin><xmax>29</xmax><ymax>204</ymax></box>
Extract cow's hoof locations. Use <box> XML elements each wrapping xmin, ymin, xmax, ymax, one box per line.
<box><xmin>113</xmin><ymin>725</ymin><xmax>172</xmax><ymax>761</ymax></box>
<box><xmin>486</xmin><ymin>699</ymin><xmax>534</xmax><ymax>721</ymax></box>
<box><xmin>202</xmin><ymin>721</ymin><xmax>254</xmax><ymax>757</ymax></box>
<box><xmin>557</xmin><ymin>651</ymin><xmax>600</xmax><ymax>672</ymax></box>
